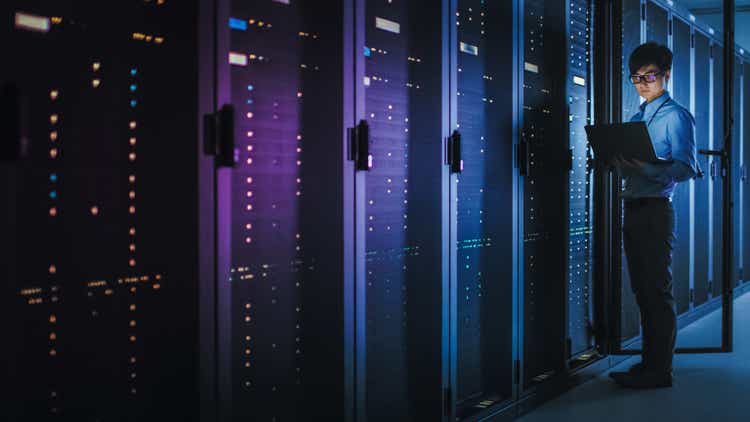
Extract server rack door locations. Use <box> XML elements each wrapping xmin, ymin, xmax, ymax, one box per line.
<box><xmin>520</xmin><ymin>0</ymin><xmax>569</xmax><ymax>389</ymax></box>
<box><xmin>567</xmin><ymin>0</ymin><xmax>596</xmax><ymax>363</ymax></box>
<box><xmin>451</xmin><ymin>1</ymin><xmax>515</xmax><ymax>418</ymax></box>
<box><xmin>213</xmin><ymin>1</ymin><xmax>348</xmax><ymax>420</ymax></box>
<box><xmin>743</xmin><ymin>61</ymin><xmax>750</xmax><ymax>284</ymax></box>
<box><xmin>358</xmin><ymin>1</ymin><xmax>446</xmax><ymax>420</ymax></box>
<box><xmin>694</xmin><ymin>31</ymin><xmax>712</xmax><ymax>306</ymax></box>
<box><xmin>3</xmin><ymin>1</ymin><xmax>201</xmax><ymax>420</ymax></box>
<box><xmin>619</xmin><ymin>0</ymin><xmax>644</xmax><ymax>342</ymax></box>
<box><xmin>712</xmin><ymin>43</ymin><xmax>725</xmax><ymax>299</ymax></box>
<box><xmin>671</xmin><ymin>16</ymin><xmax>693</xmax><ymax>316</ymax></box>
<box><xmin>733</xmin><ymin>57</ymin><xmax>743</xmax><ymax>287</ymax></box>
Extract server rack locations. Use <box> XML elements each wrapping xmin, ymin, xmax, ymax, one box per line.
<box><xmin>1</xmin><ymin>1</ymin><xmax>202</xmax><ymax>420</ymax></box>
<box><xmin>209</xmin><ymin>1</ymin><xmax>351</xmax><ymax>420</ymax></box>
<box><xmin>449</xmin><ymin>1</ymin><xmax>517</xmax><ymax>420</ymax></box>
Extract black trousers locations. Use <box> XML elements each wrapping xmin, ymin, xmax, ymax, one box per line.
<box><xmin>623</xmin><ymin>197</ymin><xmax>676</xmax><ymax>373</ymax></box>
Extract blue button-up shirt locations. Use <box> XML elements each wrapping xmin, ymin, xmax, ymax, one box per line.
<box><xmin>623</xmin><ymin>91</ymin><xmax>699</xmax><ymax>199</ymax></box>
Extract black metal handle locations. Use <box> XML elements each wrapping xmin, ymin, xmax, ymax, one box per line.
<box><xmin>699</xmin><ymin>148</ymin><xmax>725</xmax><ymax>157</ymax></box>
<box><xmin>1</xmin><ymin>83</ymin><xmax>26</xmax><ymax>161</ymax></box>
<box><xmin>349</xmin><ymin>120</ymin><xmax>371</xmax><ymax>171</ymax></box>
<box><xmin>447</xmin><ymin>130</ymin><xmax>462</xmax><ymax>173</ymax></box>
<box><xmin>203</xmin><ymin>104</ymin><xmax>236</xmax><ymax>168</ymax></box>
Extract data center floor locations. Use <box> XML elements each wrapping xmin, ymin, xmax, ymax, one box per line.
<box><xmin>518</xmin><ymin>293</ymin><xmax>750</xmax><ymax>422</ymax></box>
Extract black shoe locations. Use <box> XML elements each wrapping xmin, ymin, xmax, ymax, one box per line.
<box><xmin>608</xmin><ymin>362</ymin><xmax>645</xmax><ymax>380</ymax></box>
<box><xmin>613</xmin><ymin>370</ymin><xmax>673</xmax><ymax>389</ymax></box>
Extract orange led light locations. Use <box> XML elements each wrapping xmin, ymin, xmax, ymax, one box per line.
<box><xmin>129</xmin><ymin>191</ymin><xmax>136</xmax><ymax>199</ymax></box>
<box><xmin>49</xmin><ymin>207</ymin><xmax>57</xmax><ymax>217</ymax></box>
<box><xmin>130</xmin><ymin>336</ymin><xmax>137</xmax><ymax>342</ymax></box>
<box><xmin>48</xmin><ymin>265</ymin><xmax>57</xmax><ymax>274</ymax></box>
<box><xmin>50</xmin><ymin>90</ymin><xmax>59</xmax><ymax>100</ymax></box>
<box><xmin>129</xmin><ymin>244</ymin><xmax>136</xmax><ymax>252</ymax></box>
<box><xmin>129</xmin><ymin>259</ymin><xmax>136</xmax><ymax>267</ymax></box>
<box><xmin>50</xmin><ymin>349</ymin><xmax>57</xmax><ymax>357</ymax></box>
<box><xmin>129</xmin><ymin>175</ymin><xmax>136</xmax><ymax>183</ymax></box>
<box><xmin>153</xmin><ymin>283</ymin><xmax>161</xmax><ymax>290</ymax></box>
<box><xmin>129</xmin><ymin>153</ymin><xmax>136</xmax><ymax>161</ymax></box>
<box><xmin>130</xmin><ymin>304</ymin><xmax>136</xmax><ymax>311</ymax></box>
<box><xmin>130</xmin><ymin>137</ymin><xmax>136</xmax><ymax>146</ymax></box>
<box><xmin>92</xmin><ymin>79</ymin><xmax>101</xmax><ymax>88</ymax></box>
<box><xmin>49</xmin><ymin>315</ymin><xmax>57</xmax><ymax>323</ymax></box>
<box><xmin>92</xmin><ymin>62</ymin><xmax>101</xmax><ymax>71</ymax></box>
<box><xmin>130</xmin><ymin>320</ymin><xmax>136</xmax><ymax>327</ymax></box>
<box><xmin>49</xmin><ymin>149</ymin><xmax>58</xmax><ymax>158</ymax></box>
<box><xmin>50</xmin><ymin>114</ymin><xmax>59</xmax><ymax>124</ymax></box>
<box><xmin>50</xmin><ymin>131</ymin><xmax>58</xmax><ymax>141</ymax></box>
<box><xmin>129</xmin><ymin>121</ymin><xmax>137</xmax><ymax>129</ymax></box>
<box><xmin>50</xmin><ymin>333</ymin><xmax>56</xmax><ymax>340</ymax></box>
<box><xmin>90</xmin><ymin>206</ymin><xmax>99</xmax><ymax>216</ymax></box>
<box><xmin>129</xmin><ymin>206</ymin><xmax>136</xmax><ymax>214</ymax></box>
<box><xmin>129</xmin><ymin>227</ymin><xmax>136</xmax><ymax>236</ymax></box>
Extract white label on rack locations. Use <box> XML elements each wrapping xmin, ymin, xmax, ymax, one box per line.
<box><xmin>15</xmin><ymin>12</ymin><xmax>50</xmax><ymax>33</ymax></box>
<box><xmin>375</xmin><ymin>17</ymin><xmax>400</xmax><ymax>34</ymax></box>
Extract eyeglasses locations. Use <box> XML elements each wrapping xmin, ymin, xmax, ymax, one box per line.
<box><xmin>630</xmin><ymin>71</ymin><xmax>665</xmax><ymax>85</ymax></box>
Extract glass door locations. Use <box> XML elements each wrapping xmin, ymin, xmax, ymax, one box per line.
<box><xmin>610</xmin><ymin>0</ymin><xmax>735</xmax><ymax>356</ymax></box>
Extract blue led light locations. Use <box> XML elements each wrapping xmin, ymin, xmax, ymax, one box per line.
<box><xmin>130</xmin><ymin>84</ymin><xmax>137</xmax><ymax>92</ymax></box>
<box><xmin>364</xmin><ymin>47</ymin><xmax>371</xmax><ymax>57</ymax></box>
<box><xmin>246</xmin><ymin>99</ymin><xmax>254</xmax><ymax>105</ymax></box>
<box><xmin>229</xmin><ymin>18</ymin><xmax>248</xmax><ymax>31</ymax></box>
<box><xmin>130</xmin><ymin>100</ymin><xmax>138</xmax><ymax>108</ymax></box>
<box><xmin>50</xmin><ymin>191</ymin><xmax>57</xmax><ymax>199</ymax></box>
<box><xmin>247</xmin><ymin>85</ymin><xmax>254</xmax><ymax>91</ymax></box>
<box><xmin>50</xmin><ymin>174</ymin><xmax>57</xmax><ymax>182</ymax></box>
<box><xmin>130</xmin><ymin>69</ymin><xmax>138</xmax><ymax>76</ymax></box>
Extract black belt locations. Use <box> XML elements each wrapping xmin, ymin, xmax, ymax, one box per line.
<box><xmin>624</xmin><ymin>197</ymin><xmax>670</xmax><ymax>209</ymax></box>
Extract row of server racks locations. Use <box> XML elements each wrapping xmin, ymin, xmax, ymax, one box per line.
<box><xmin>0</xmin><ymin>0</ymin><xmax>748</xmax><ymax>421</ymax></box>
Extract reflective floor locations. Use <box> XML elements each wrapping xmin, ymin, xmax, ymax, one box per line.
<box><xmin>518</xmin><ymin>292</ymin><xmax>750</xmax><ymax>422</ymax></box>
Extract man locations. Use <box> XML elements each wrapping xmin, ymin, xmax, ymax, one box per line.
<box><xmin>609</xmin><ymin>42</ymin><xmax>699</xmax><ymax>388</ymax></box>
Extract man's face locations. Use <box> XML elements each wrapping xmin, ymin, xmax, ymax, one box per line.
<box><xmin>632</xmin><ymin>64</ymin><xmax>670</xmax><ymax>102</ymax></box>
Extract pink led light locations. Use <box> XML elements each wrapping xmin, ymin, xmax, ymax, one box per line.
<box><xmin>368</xmin><ymin>154</ymin><xmax>373</xmax><ymax>169</ymax></box>
<box><xmin>246</xmin><ymin>177</ymin><xmax>253</xmax><ymax>184</ymax></box>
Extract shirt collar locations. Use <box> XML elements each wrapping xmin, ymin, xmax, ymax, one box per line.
<box><xmin>640</xmin><ymin>90</ymin><xmax>671</xmax><ymax>116</ymax></box>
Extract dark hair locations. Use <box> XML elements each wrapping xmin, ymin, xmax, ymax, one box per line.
<box><xmin>628</xmin><ymin>42</ymin><xmax>673</xmax><ymax>74</ymax></box>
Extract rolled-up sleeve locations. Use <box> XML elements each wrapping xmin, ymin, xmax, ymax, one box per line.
<box><xmin>665</xmin><ymin>109</ymin><xmax>699</xmax><ymax>182</ymax></box>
